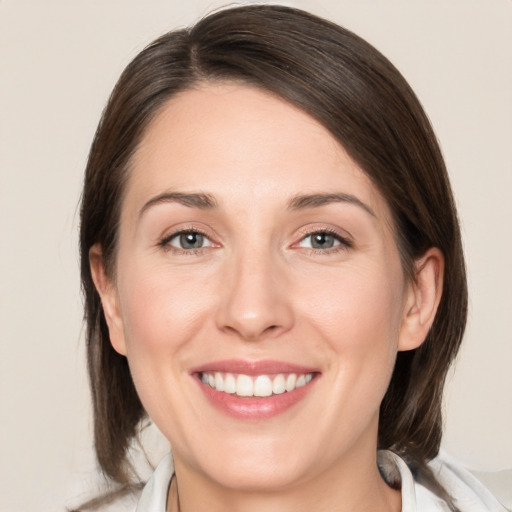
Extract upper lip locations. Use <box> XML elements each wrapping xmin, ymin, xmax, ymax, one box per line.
<box><xmin>190</xmin><ymin>359</ymin><xmax>319</xmax><ymax>376</ymax></box>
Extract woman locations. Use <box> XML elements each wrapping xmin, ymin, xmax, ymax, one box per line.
<box><xmin>78</xmin><ymin>5</ymin><xmax>506</xmax><ymax>511</ymax></box>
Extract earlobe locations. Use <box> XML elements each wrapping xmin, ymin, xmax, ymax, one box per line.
<box><xmin>89</xmin><ymin>244</ymin><xmax>127</xmax><ymax>356</ymax></box>
<box><xmin>398</xmin><ymin>247</ymin><xmax>444</xmax><ymax>352</ymax></box>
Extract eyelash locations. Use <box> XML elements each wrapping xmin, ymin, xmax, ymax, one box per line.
<box><xmin>158</xmin><ymin>228</ymin><xmax>214</xmax><ymax>255</ymax></box>
<box><xmin>158</xmin><ymin>227</ymin><xmax>353</xmax><ymax>255</ymax></box>
<box><xmin>295</xmin><ymin>228</ymin><xmax>353</xmax><ymax>255</ymax></box>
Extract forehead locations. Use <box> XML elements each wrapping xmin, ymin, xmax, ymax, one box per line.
<box><xmin>125</xmin><ymin>82</ymin><xmax>391</xmax><ymax>223</ymax></box>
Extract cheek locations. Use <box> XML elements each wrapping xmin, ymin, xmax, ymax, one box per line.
<box><xmin>297</xmin><ymin>261</ymin><xmax>405</xmax><ymax>394</ymax></box>
<box><xmin>301</xmin><ymin>261</ymin><xmax>404</xmax><ymax>343</ymax></box>
<box><xmin>117</xmin><ymin>263</ymin><xmax>213</xmax><ymax>360</ymax></box>
<box><xmin>114</xmin><ymin>262</ymin><xmax>218</xmax><ymax>433</ymax></box>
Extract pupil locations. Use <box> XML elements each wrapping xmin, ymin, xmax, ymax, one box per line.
<box><xmin>180</xmin><ymin>232</ymin><xmax>203</xmax><ymax>249</ymax></box>
<box><xmin>312</xmin><ymin>233</ymin><xmax>333</xmax><ymax>249</ymax></box>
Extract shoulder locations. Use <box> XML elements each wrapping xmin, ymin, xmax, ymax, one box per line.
<box><xmin>71</xmin><ymin>455</ymin><xmax>174</xmax><ymax>512</ymax></box>
<box><xmin>67</xmin><ymin>486</ymin><xmax>142</xmax><ymax>512</ymax></box>
<box><xmin>378</xmin><ymin>450</ymin><xmax>508</xmax><ymax>512</ymax></box>
<box><xmin>135</xmin><ymin>453</ymin><xmax>174</xmax><ymax>512</ymax></box>
<box><xmin>429</xmin><ymin>452</ymin><xmax>509</xmax><ymax>512</ymax></box>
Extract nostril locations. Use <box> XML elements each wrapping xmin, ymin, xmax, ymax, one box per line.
<box><xmin>221</xmin><ymin>323</ymin><xmax>281</xmax><ymax>341</ymax></box>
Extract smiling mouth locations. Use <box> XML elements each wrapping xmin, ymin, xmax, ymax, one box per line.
<box><xmin>199</xmin><ymin>371</ymin><xmax>315</xmax><ymax>397</ymax></box>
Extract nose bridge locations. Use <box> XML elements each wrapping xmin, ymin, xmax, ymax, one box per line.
<box><xmin>216</xmin><ymin>242</ymin><xmax>293</xmax><ymax>340</ymax></box>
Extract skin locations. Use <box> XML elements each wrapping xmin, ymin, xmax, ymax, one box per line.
<box><xmin>91</xmin><ymin>83</ymin><xmax>443</xmax><ymax>512</ymax></box>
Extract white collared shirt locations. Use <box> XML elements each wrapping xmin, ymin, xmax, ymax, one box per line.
<box><xmin>134</xmin><ymin>451</ymin><xmax>507</xmax><ymax>511</ymax></box>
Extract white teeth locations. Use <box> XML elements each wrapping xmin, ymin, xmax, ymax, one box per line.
<box><xmin>285</xmin><ymin>373</ymin><xmax>297</xmax><ymax>391</ymax></box>
<box><xmin>214</xmin><ymin>372</ymin><xmax>224</xmax><ymax>392</ymax></box>
<box><xmin>200</xmin><ymin>371</ymin><xmax>315</xmax><ymax>397</ymax></box>
<box><xmin>236</xmin><ymin>374</ymin><xmax>253</xmax><ymax>396</ymax></box>
<box><xmin>272</xmin><ymin>374</ymin><xmax>286</xmax><ymax>395</ymax></box>
<box><xmin>254</xmin><ymin>375</ymin><xmax>273</xmax><ymax>397</ymax></box>
<box><xmin>224</xmin><ymin>373</ymin><xmax>236</xmax><ymax>394</ymax></box>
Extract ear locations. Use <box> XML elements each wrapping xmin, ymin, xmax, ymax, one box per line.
<box><xmin>398</xmin><ymin>247</ymin><xmax>444</xmax><ymax>351</ymax></box>
<box><xmin>89</xmin><ymin>244</ymin><xmax>127</xmax><ymax>356</ymax></box>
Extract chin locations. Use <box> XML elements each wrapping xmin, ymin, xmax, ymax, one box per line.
<box><xmin>183</xmin><ymin>434</ymin><xmax>319</xmax><ymax>492</ymax></box>
<box><xmin>203</xmin><ymin>459</ymin><xmax>308</xmax><ymax>492</ymax></box>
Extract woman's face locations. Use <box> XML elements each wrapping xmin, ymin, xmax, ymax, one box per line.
<box><xmin>96</xmin><ymin>83</ymin><xmax>420</xmax><ymax>491</ymax></box>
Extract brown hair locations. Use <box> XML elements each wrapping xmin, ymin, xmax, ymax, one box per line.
<box><xmin>79</xmin><ymin>3</ymin><xmax>467</xmax><ymax>506</ymax></box>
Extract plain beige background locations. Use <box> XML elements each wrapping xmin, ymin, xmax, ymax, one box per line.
<box><xmin>0</xmin><ymin>1</ymin><xmax>511</xmax><ymax>510</ymax></box>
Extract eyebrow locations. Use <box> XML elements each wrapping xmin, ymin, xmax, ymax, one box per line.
<box><xmin>139</xmin><ymin>191</ymin><xmax>217</xmax><ymax>218</ymax></box>
<box><xmin>287</xmin><ymin>193</ymin><xmax>376</xmax><ymax>217</ymax></box>
<box><xmin>138</xmin><ymin>190</ymin><xmax>375</xmax><ymax>219</ymax></box>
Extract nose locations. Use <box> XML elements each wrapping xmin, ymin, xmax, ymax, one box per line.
<box><xmin>215</xmin><ymin>249</ymin><xmax>294</xmax><ymax>341</ymax></box>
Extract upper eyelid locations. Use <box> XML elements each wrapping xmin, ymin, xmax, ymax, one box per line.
<box><xmin>157</xmin><ymin>224</ymin><xmax>353</xmax><ymax>249</ymax></box>
<box><xmin>298</xmin><ymin>227</ymin><xmax>345</xmax><ymax>237</ymax></box>
<box><xmin>160</xmin><ymin>224</ymin><xmax>215</xmax><ymax>240</ymax></box>
<box><xmin>159</xmin><ymin>227</ymin><xmax>216</xmax><ymax>249</ymax></box>
<box><xmin>302</xmin><ymin>234</ymin><xmax>350</xmax><ymax>247</ymax></box>
<box><xmin>294</xmin><ymin>225</ymin><xmax>353</xmax><ymax>242</ymax></box>
<box><xmin>292</xmin><ymin>228</ymin><xmax>354</xmax><ymax>253</ymax></box>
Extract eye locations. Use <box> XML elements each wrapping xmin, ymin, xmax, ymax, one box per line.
<box><xmin>299</xmin><ymin>232</ymin><xmax>339</xmax><ymax>249</ymax></box>
<box><xmin>164</xmin><ymin>231</ymin><xmax>214</xmax><ymax>250</ymax></box>
<box><xmin>296</xmin><ymin>230</ymin><xmax>352</xmax><ymax>251</ymax></box>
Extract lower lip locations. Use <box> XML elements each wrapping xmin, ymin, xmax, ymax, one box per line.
<box><xmin>195</xmin><ymin>375</ymin><xmax>317</xmax><ymax>420</ymax></box>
